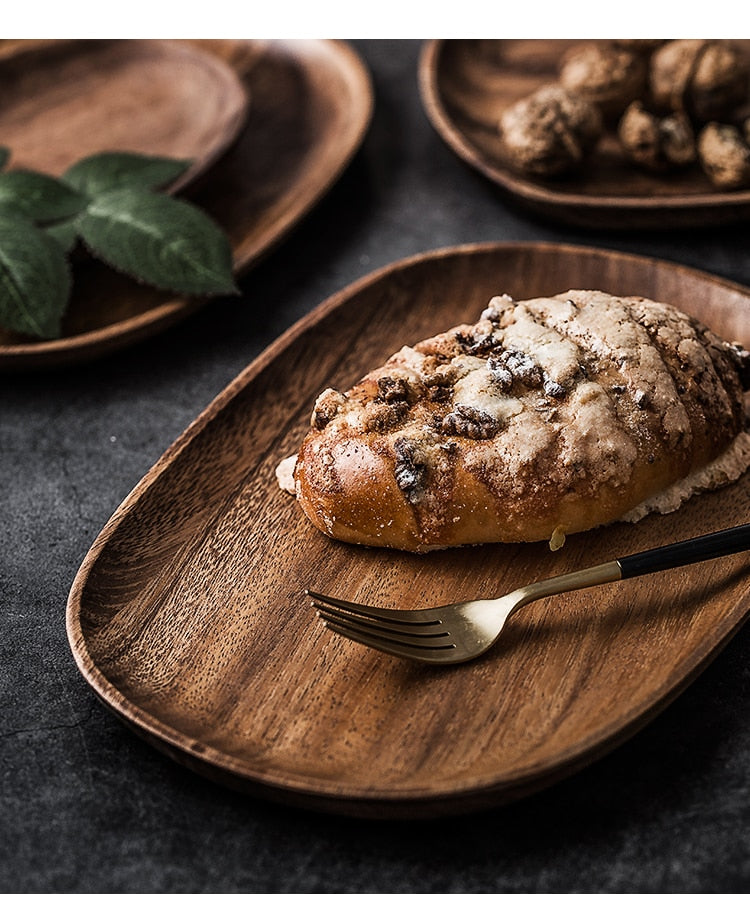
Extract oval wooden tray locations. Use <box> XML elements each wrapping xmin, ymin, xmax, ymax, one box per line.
<box><xmin>66</xmin><ymin>242</ymin><xmax>750</xmax><ymax>819</ymax></box>
<box><xmin>419</xmin><ymin>39</ymin><xmax>750</xmax><ymax>229</ymax></box>
<box><xmin>0</xmin><ymin>39</ymin><xmax>248</xmax><ymax>193</ymax></box>
<box><xmin>0</xmin><ymin>40</ymin><xmax>372</xmax><ymax>370</ymax></box>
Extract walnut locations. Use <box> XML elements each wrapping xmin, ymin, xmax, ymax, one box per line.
<box><xmin>559</xmin><ymin>41</ymin><xmax>648</xmax><ymax>121</ymax></box>
<box><xmin>618</xmin><ymin>101</ymin><xmax>696</xmax><ymax>171</ymax></box>
<box><xmin>486</xmin><ymin>356</ymin><xmax>513</xmax><ymax>392</ymax></box>
<box><xmin>375</xmin><ymin>376</ymin><xmax>410</xmax><ymax>404</ymax></box>
<box><xmin>697</xmin><ymin>122</ymin><xmax>750</xmax><ymax>189</ymax></box>
<box><xmin>423</xmin><ymin>367</ymin><xmax>457</xmax><ymax>403</ymax></box>
<box><xmin>650</xmin><ymin>40</ymin><xmax>750</xmax><ymax>123</ymax></box>
<box><xmin>487</xmin><ymin>349</ymin><xmax>543</xmax><ymax>390</ymax></box>
<box><xmin>498</xmin><ymin>84</ymin><xmax>603</xmax><ymax>177</ymax></box>
<box><xmin>393</xmin><ymin>438</ymin><xmax>425</xmax><ymax>501</ymax></box>
<box><xmin>455</xmin><ymin>330</ymin><xmax>498</xmax><ymax>356</ymax></box>
<box><xmin>543</xmin><ymin>378</ymin><xmax>567</xmax><ymax>400</ymax></box>
<box><xmin>441</xmin><ymin>404</ymin><xmax>500</xmax><ymax>440</ymax></box>
<box><xmin>427</xmin><ymin>383</ymin><xmax>453</xmax><ymax>403</ymax></box>
<box><xmin>364</xmin><ymin>400</ymin><xmax>408</xmax><ymax>433</ymax></box>
<box><xmin>311</xmin><ymin>388</ymin><xmax>346</xmax><ymax>430</ymax></box>
<box><xmin>481</xmin><ymin>294</ymin><xmax>515</xmax><ymax>324</ymax></box>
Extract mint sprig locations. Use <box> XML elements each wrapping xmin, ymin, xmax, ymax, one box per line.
<box><xmin>63</xmin><ymin>152</ymin><xmax>192</xmax><ymax>198</ymax></box>
<box><xmin>0</xmin><ymin>150</ymin><xmax>237</xmax><ymax>340</ymax></box>
<box><xmin>78</xmin><ymin>188</ymin><xmax>237</xmax><ymax>296</ymax></box>
<box><xmin>0</xmin><ymin>170</ymin><xmax>88</xmax><ymax>223</ymax></box>
<box><xmin>0</xmin><ymin>213</ymin><xmax>71</xmax><ymax>339</ymax></box>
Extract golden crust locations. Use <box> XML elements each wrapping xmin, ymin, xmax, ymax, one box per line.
<box><xmin>293</xmin><ymin>290</ymin><xmax>749</xmax><ymax>552</ymax></box>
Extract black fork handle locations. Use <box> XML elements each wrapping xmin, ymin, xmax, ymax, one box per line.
<box><xmin>618</xmin><ymin>523</ymin><xmax>750</xmax><ymax>580</ymax></box>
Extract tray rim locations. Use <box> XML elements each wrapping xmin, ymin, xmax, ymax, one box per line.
<box><xmin>66</xmin><ymin>240</ymin><xmax>750</xmax><ymax>817</ymax></box>
<box><xmin>0</xmin><ymin>38</ymin><xmax>373</xmax><ymax>370</ymax></box>
<box><xmin>0</xmin><ymin>38</ymin><xmax>250</xmax><ymax>194</ymax></box>
<box><xmin>418</xmin><ymin>39</ymin><xmax>750</xmax><ymax>225</ymax></box>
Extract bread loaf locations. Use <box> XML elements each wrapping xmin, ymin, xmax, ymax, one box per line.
<box><xmin>288</xmin><ymin>290</ymin><xmax>750</xmax><ymax>552</ymax></box>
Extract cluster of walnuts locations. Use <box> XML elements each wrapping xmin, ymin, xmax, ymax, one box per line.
<box><xmin>498</xmin><ymin>40</ymin><xmax>750</xmax><ymax>190</ymax></box>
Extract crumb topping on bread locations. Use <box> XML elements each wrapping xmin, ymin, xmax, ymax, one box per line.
<box><xmin>293</xmin><ymin>289</ymin><xmax>750</xmax><ymax>550</ymax></box>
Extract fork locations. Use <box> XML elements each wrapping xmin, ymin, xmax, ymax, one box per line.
<box><xmin>308</xmin><ymin>523</ymin><xmax>750</xmax><ymax>664</ymax></box>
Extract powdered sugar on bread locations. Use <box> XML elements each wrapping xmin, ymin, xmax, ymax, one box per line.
<box><xmin>290</xmin><ymin>290</ymin><xmax>750</xmax><ymax>551</ymax></box>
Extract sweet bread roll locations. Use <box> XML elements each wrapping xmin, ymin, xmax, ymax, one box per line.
<box><xmin>287</xmin><ymin>290</ymin><xmax>750</xmax><ymax>552</ymax></box>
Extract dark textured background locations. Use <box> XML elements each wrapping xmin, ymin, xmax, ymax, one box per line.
<box><xmin>3</xmin><ymin>39</ymin><xmax>750</xmax><ymax>893</ymax></box>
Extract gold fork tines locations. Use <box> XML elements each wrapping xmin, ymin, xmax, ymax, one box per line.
<box><xmin>308</xmin><ymin>524</ymin><xmax>750</xmax><ymax>664</ymax></box>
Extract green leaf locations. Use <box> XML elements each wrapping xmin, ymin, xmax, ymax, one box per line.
<box><xmin>0</xmin><ymin>213</ymin><xmax>72</xmax><ymax>338</ymax></box>
<box><xmin>77</xmin><ymin>188</ymin><xmax>237</xmax><ymax>296</ymax></box>
<box><xmin>63</xmin><ymin>152</ymin><xmax>192</xmax><ymax>197</ymax></box>
<box><xmin>0</xmin><ymin>148</ymin><xmax>9</xmax><ymax>171</ymax></box>
<box><xmin>0</xmin><ymin>170</ymin><xmax>88</xmax><ymax>222</ymax></box>
<box><xmin>43</xmin><ymin>217</ymin><xmax>80</xmax><ymax>254</ymax></box>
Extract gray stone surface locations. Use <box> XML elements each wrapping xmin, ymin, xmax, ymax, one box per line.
<box><xmin>3</xmin><ymin>39</ymin><xmax>750</xmax><ymax>893</ymax></box>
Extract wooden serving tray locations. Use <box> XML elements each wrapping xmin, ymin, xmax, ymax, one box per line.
<box><xmin>0</xmin><ymin>40</ymin><xmax>372</xmax><ymax>369</ymax></box>
<box><xmin>67</xmin><ymin>243</ymin><xmax>750</xmax><ymax>818</ymax></box>
<box><xmin>0</xmin><ymin>39</ymin><xmax>248</xmax><ymax>192</ymax></box>
<box><xmin>419</xmin><ymin>40</ymin><xmax>750</xmax><ymax>229</ymax></box>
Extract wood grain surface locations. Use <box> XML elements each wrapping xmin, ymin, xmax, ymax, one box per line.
<box><xmin>0</xmin><ymin>39</ymin><xmax>248</xmax><ymax>192</ymax></box>
<box><xmin>66</xmin><ymin>243</ymin><xmax>750</xmax><ymax>818</ymax></box>
<box><xmin>419</xmin><ymin>40</ymin><xmax>750</xmax><ymax>229</ymax></box>
<box><xmin>0</xmin><ymin>40</ymin><xmax>372</xmax><ymax>369</ymax></box>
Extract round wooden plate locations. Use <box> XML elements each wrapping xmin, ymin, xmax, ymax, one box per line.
<box><xmin>67</xmin><ymin>242</ymin><xmax>750</xmax><ymax>818</ymax></box>
<box><xmin>419</xmin><ymin>39</ymin><xmax>750</xmax><ymax>229</ymax></box>
<box><xmin>0</xmin><ymin>39</ymin><xmax>248</xmax><ymax>192</ymax></box>
<box><xmin>0</xmin><ymin>40</ymin><xmax>372</xmax><ymax>370</ymax></box>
